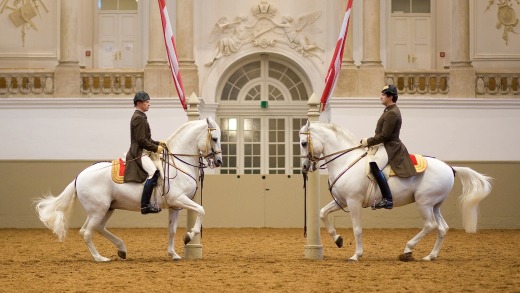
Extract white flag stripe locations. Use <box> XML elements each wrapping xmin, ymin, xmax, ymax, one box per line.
<box><xmin>158</xmin><ymin>0</ymin><xmax>187</xmax><ymax>110</ymax></box>
<box><xmin>320</xmin><ymin>0</ymin><xmax>353</xmax><ymax>112</ymax></box>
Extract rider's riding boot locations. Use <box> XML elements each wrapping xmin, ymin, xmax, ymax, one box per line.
<box><xmin>370</xmin><ymin>162</ymin><xmax>393</xmax><ymax>210</ymax></box>
<box><xmin>141</xmin><ymin>170</ymin><xmax>161</xmax><ymax>214</ymax></box>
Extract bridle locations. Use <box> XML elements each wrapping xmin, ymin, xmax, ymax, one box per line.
<box><xmin>299</xmin><ymin>128</ymin><xmax>367</xmax><ymax>230</ymax></box>
<box><xmin>299</xmin><ymin>130</ymin><xmax>365</xmax><ymax>171</ymax></box>
<box><xmin>159</xmin><ymin>126</ymin><xmax>222</xmax><ymax>199</ymax></box>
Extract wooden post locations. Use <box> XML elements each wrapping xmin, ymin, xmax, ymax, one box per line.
<box><xmin>304</xmin><ymin>93</ymin><xmax>323</xmax><ymax>259</ymax></box>
<box><xmin>184</xmin><ymin>92</ymin><xmax>202</xmax><ymax>259</ymax></box>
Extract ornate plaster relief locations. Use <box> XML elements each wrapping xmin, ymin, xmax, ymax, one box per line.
<box><xmin>206</xmin><ymin>0</ymin><xmax>323</xmax><ymax>66</ymax></box>
<box><xmin>486</xmin><ymin>0</ymin><xmax>519</xmax><ymax>45</ymax></box>
<box><xmin>0</xmin><ymin>0</ymin><xmax>50</xmax><ymax>47</ymax></box>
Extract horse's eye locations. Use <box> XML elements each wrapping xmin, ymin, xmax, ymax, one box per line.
<box><xmin>301</xmin><ymin>142</ymin><xmax>307</xmax><ymax>147</ymax></box>
<box><xmin>212</xmin><ymin>137</ymin><xmax>218</xmax><ymax>142</ymax></box>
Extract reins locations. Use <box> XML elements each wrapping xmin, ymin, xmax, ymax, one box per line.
<box><xmin>300</xmin><ymin>130</ymin><xmax>367</xmax><ymax>227</ymax></box>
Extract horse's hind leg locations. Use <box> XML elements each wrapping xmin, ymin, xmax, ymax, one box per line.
<box><xmin>167</xmin><ymin>208</ymin><xmax>181</xmax><ymax>260</ymax></box>
<box><xmin>79</xmin><ymin>215</ymin><xmax>112</xmax><ymax>262</ymax></box>
<box><xmin>401</xmin><ymin>205</ymin><xmax>437</xmax><ymax>261</ymax></box>
<box><xmin>320</xmin><ymin>200</ymin><xmax>343</xmax><ymax>248</ymax></box>
<box><xmin>423</xmin><ymin>204</ymin><xmax>449</xmax><ymax>261</ymax></box>
<box><xmin>95</xmin><ymin>209</ymin><xmax>127</xmax><ymax>260</ymax></box>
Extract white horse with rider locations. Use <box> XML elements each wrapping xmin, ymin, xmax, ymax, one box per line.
<box><xmin>299</xmin><ymin>121</ymin><xmax>492</xmax><ymax>261</ymax></box>
<box><xmin>35</xmin><ymin>117</ymin><xmax>223</xmax><ymax>262</ymax></box>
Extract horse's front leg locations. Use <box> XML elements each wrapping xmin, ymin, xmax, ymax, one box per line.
<box><xmin>173</xmin><ymin>194</ymin><xmax>205</xmax><ymax>245</ymax></box>
<box><xmin>167</xmin><ymin>208</ymin><xmax>181</xmax><ymax>260</ymax></box>
<box><xmin>347</xmin><ymin>201</ymin><xmax>363</xmax><ymax>261</ymax></box>
<box><xmin>320</xmin><ymin>200</ymin><xmax>344</xmax><ymax>248</ymax></box>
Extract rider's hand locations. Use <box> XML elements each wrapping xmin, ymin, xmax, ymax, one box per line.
<box><xmin>360</xmin><ymin>138</ymin><xmax>368</xmax><ymax>147</ymax></box>
<box><xmin>156</xmin><ymin>145</ymin><xmax>164</xmax><ymax>154</ymax></box>
<box><xmin>159</xmin><ymin>141</ymin><xmax>167</xmax><ymax>147</ymax></box>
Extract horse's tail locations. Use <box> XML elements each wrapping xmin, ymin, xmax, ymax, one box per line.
<box><xmin>34</xmin><ymin>180</ymin><xmax>77</xmax><ymax>242</ymax></box>
<box><xmin>452</xmin><ymin>166</ymin><xmax>492</xmax><ymax>233</ymax></box>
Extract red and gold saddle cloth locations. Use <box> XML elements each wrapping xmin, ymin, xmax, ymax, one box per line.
<box><xmin>111</xmin><ymin>158</ymin><xmax>126</xmax><ymax>184</ymax></box>
<box><xmin>389</xmin><ymin>154</ymin><xmax>428</xmax><ymax>177</ymax></box>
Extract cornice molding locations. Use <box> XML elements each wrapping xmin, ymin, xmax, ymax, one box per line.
<box><xmin>330</xmin><ymin>97</ymin><xmax>520</xmax><ymax>109</ymax></box>
<box><xmin>0</xmin><ymin>97</ymin><xmax>181</xmax><ymax>109</ymax></box>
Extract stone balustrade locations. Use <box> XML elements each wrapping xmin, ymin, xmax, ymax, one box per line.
<box><xmin>385</xmin><ymin>71</ymin><xmax>450</xmax><ymax>96</ymax></box>
<box><xmin>1</xmin><ymin>69</ymin><xmax>519</xmax><ymax>98</ymax></box>
<box><xmin>475</xmin><ymin>72</ymin><xmax>520</xmax><ymax>96</ymax></box>
<box><xmin>0</xmin><ymin>70</ymin><xmax>54</xmax><ymax>96</ymax></box>
<box><xmin>80</xmin><ymin>69</ymin><xmax>144</xmax><ymax>96</ymax></box>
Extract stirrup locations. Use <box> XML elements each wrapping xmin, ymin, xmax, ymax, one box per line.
<box><xmin>372</xmin><ymin>199</ymin><xmax>393</xmax><ymax>210</ymax></box>
<box><xmin>141</xmin><ymin>204</ymin><xmax>161</xmax><ymax>214</ymax></box>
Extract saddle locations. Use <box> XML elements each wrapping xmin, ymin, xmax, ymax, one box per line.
<box><xmin>111</xmin><ymin>158</ymin><xmax>126</xmax><ymax>184</ymax></box>
<box><xmin>384</xmin><ymin>154</ymin><xmax>428</xmax><ymax>177</ymax></box>
<box><xmin>363</xmin><ymin>154</ymin><xmax>428</xmax><ymax>208</ymax></box>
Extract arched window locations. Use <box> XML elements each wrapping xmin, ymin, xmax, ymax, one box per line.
<box><xmin>217</xmin><ymin>55</ymin><xmax>311</xmax><ymax>174</ymax></box>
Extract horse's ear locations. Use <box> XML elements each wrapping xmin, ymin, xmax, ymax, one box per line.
<box><xmin>206</xmin><ymin>117</ymin><xmax>211</xmax><ymax>126</ymax></box>
<box><xmin>306</xmin><ymin>120</ymin><xmax>310</xmax><ymax>128</ymax></box>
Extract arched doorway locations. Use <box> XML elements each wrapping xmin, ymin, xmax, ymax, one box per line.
<box><xmin>216</xmin><ymin>54</ymin><xmax>312</xmax><ymax>174</ymax></box>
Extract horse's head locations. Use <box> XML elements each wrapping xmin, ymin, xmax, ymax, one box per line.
<box><xmin>299</xmin><ymin>120</ymin><xmax>323</xmax><ymax>174</ymax></box>
<box><xmin>202</xmin><ymin>117</ymin><xmax>223</xmax><ymax>169</ymax></box>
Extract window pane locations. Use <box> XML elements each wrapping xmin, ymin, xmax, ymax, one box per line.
<box><xmin>119</xmin><ymin>0</ymin><xmax>138</xmax><ymax>10</ymax></box>
<box><xmin>412</xmin><ymin>0</ymin><xmax>430</xmax><ymax>13</ymax></box>
<box><xmin>392</xmin><ymin>0</ymin><xmax>410</xmax><ymax>13</ymax></box>
<box><xmin>253</xmin><ymin>144</ymin><xmax>260</xmax><ymax>154</ymax></box>
<box><xmin>99</xmin><ymin>0</ymin><xmax>118</xmax><ymax>10</ymax></box>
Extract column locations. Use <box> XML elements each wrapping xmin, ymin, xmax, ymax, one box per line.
<box><xmin>304</xmin><ymin>93</ymin><xmax>323</xmax><ymax>260</ymax></box>
<box><xmin>176</xmin><ymin>0</ymin><xmax>199</xmax><ymax>96</ymax></box>
<box><xmin>144</xmin><ymin>0</ymin><xmax>176</xmax><ymax>97</ymax></box>
<box><xmin>184</xmin><ymin>93</ymin><xmax>202</xmax><ymax>259</ymax></box>
<box><xmin>449</xmin><ymin>0</ymin><xmax>475</xmax><ymax>98</ymax></box>
<box><xmin>358</xmin><ymin>0</ymin><xmax>384</xmax><ymax>97</ymax></box>
<box><xmin>336</xmin><ymin>0</ymin><xmax>359</xmax><ymax>97</ymax></box>
<box><xmin>54</xmin><ymin>0</ymin><xmax>80</xmax><ymax>97</ymax></box>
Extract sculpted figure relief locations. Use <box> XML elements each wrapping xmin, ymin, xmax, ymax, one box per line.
<box><xmin>206</xmin><ymin>0</ymin><xmax>323</xmax><ymax>65</ymax></box>
<box><xmin>207</xmin><ymin>16</ymin><xmax>249</xmax><ymax>66</ymax></box>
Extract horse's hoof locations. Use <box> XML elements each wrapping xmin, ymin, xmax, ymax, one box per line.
<box><xmin>95</xmin><ymin>256</ymin><xmax>111</xmax><ymax>262</ymax></box>
<box><xmin>118</xmin><ymin>250</ymin><xmax>127</xmax><ymax>259</ymax></box>
<box><xmin>422</xmin><ymin>255</ymin><xmax>436</xmax><ymax>261</ymax></box>
<box><xmin>398</xmin><ymin>252</ymin><xmax>415</xmax><ymax>262</ymax></box>
<box><xmin>183</xmin><ymin>233</ymin><xmax>191</xmax><ymax>245</ymax></box>
<box><xmin>172</xmin><ymin>253</ymin><xmax>182</xmax><ymax>261</ymax></box>
<box><xmin>335</xmin><ymin>236</ymin><xmax>344</xmax><ymax>248</ymax></box>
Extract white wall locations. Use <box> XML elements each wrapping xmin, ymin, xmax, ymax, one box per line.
<box><xmin>329</xmin><ymin>97</ymin><xmax>520</xmax><ymax>161</ymax></box>
<box><xmin>0</xmin><ymin>98</ymin><xmax>187</xmax><ymax>160</ymax></box>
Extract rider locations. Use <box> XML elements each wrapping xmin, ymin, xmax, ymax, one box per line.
<box><xmin>360</xmin><ymin>85</ymin><xmax>417</xmax><ymax>209</ymax></box>
<box><xmin>124</xmin><ymin>91</ymin><xmax>167</xmax><ymax>214</ymax></box>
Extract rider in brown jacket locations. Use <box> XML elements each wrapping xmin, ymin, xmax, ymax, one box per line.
<box><xmin>360</xmin><ymin>85</ymin><xmax>417</xmax><ymax>209</ymax></box>
<box><xmin>124</xmin><ymin>91</ymin><xmax>166</xmax><ymax>214</ymax></box>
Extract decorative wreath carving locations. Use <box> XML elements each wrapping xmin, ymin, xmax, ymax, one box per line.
<box><xmin>486</xmin><ymin>0</ymin><xmax>519</xmax><ymax>45</ymax></box>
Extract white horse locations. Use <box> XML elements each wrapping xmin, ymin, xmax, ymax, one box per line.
<box><xmin>35</xmin><ymin>117</ymin><xmax>223</xmax><ymax>262</ymax></box>
<box><xmin>299</xmin><ymin>121</ymin><xmax>492</xmax><ymax>261</ymax></box>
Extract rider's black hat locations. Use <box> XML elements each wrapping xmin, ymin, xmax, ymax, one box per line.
<box><xmin>133</xmin><ymin>91</ymin><xmax>150</xmax><ymax>103</ymax></box>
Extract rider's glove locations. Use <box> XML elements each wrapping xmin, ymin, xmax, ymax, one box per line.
<box><xmin>156</xmin><ymin>145</ymin><xmax>164</xmax><ymax>154</ymax></box>
<box><xmin>360</xmin><ymin>138</ymin><xmax>368</xmax><ymax>147</ymax></box>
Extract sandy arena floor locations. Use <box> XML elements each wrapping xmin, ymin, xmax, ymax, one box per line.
<box><xmin>0</xmin><ymin>228</ymin><xmax>518</xmax><ymax>292</ymax></box>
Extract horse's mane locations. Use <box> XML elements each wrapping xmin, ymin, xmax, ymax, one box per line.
<box><xmin>166</xmin><ymin>118</ymin><xmax>219</xmax><ymax>142</ymax></box>
<box><xmin>312</xmin><ymin>122</ymin><xmax>358</xmax><ymax>144</ymax></box>
<box><xmin>166</xmin><ymin>120</ymin><xmax>204</xmax><ymax>142</ymax></box>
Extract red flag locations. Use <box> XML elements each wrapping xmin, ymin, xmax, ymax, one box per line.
<box><xmin>320</xmin><ymin>0</ymin><xmax>353</xmax><ymax>112</ymax></box>
<box><xmin>158</xmin><ymin>0</ymin><xmax>187</xmax><ymax>110</ymax></box>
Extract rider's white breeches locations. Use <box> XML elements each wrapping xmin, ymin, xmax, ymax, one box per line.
<box><xmin>141</xmin><ymin>152</ymin><xmax>158</xmax><ymax>179</ymax></box>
